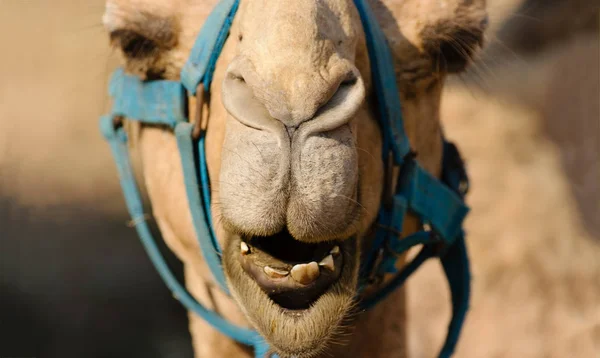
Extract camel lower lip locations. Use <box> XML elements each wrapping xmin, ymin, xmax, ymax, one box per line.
<box><xmin>238</xmin><ymin>235</ymin><xmax>344</xmax><ymax>310</ymax></box>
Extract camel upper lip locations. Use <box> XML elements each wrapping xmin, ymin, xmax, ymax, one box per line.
<box><xmin>238</xmin><ymin>232</ymin><xmax>344</xmax><ymax>310</ymax></box>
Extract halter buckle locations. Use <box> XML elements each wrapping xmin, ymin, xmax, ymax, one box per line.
<box><xmin>192</xmin><ymin>83</ymin><xmax>206</xmax><ymax>140</ymax></box>
<box><xmin>112</xmin><ymin>115</ymin><xmax>124</xmax><ymax>130</ymax></box>
<box><xmin>443</xmin><ymin>141</ymin><xmax>469</xmax><ymax>197</ymax></box>
<box><xmin>366</xmin><ymin>247</ymin><xmax>386</xmax><ymax>286</ymax></box>
<box><xmin>423</xmin><ymin>224</ymin><xmax>447</xmax><ymax>257</ymax></box>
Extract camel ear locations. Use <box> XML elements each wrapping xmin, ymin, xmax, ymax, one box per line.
<box><xmin>369</xmin><ymin>0</ymin><xmax>487</xmax><ymax>74</ymax></box>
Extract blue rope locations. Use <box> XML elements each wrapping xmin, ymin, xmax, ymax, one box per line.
<box><xmin>439</xmin><ymin>235</ymin><xmax>470</xmax><ymax>358</ymax></box>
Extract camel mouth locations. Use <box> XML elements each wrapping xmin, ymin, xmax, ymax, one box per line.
<box><xmin>223</xmin><ymin>233</ymin><xmax>360</xmax><ymax>357</ymax></box>
<box><xmin>238</xmin><ymin>231</ymin><xmax>344</xmax><ymax>310</ymax></box>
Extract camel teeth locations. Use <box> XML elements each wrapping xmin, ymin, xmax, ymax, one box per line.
<box><xmin>263</xmin><ymin>266</ymin><xmax>289</xmax><ymax>279</ymax></box>
<box><xmin>330</xmin><ymin>245</ymin><xmax>340</xmax><ymax>256</ymax></box>
<box><xmin>240</xmin><ymin>241</ymin><xmax>249</xmax><ymax>255</ymax></box>
<box><xmin>319</xmin><ymin>254</ymin><xmax>335</xmax><ymax>271</ymax></box>
<box><xmin>290</xmin><ymin>262</ymin><xmax>320</xmax><ymax>285</ymax></box>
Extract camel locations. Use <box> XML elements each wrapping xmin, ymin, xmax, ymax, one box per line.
<box><xmin>101</xmin><ymin>0</ymin><xmax>488</xmax><ymax>356</ymax></box>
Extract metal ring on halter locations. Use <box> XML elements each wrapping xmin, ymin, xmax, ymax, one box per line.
<box><xmin>459</xmin><ymin>180</ymin><xmax>469</xmax><ymax>197</ymax></box>
<box><xmin>367</xmin><ymin>248</ymin><xmax>385</xmax><ymax>286</ymax></box>
<box><xmin>192</xmin><ymin>83</ymin><xmax>205</xmax><ymax>140</ymax></box>
<box><xmin>113</xmin><ymin>115</ymin><xmax>124</xmax><ymax>130</ymax></box>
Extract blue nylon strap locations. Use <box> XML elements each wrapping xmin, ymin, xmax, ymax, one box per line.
<box><xmin>397</xmin><ymin>159</ymin><xmax>469</xmax><ymax>244</ymax></box>
<box><xmin>439</xmin><ymin>235</ymin><xmax>471</xmax><ymax>358</ymax></box>
<box><xmin>181</xmin><ymin>0</ymin><xmax>240</xmax><ymax>94</ymax></box>
<box><xmin>410</xmin><ymin>165</ymin><xmax>469</xmax><ymax>242</ymax></box>
<box><xmin>387</xmin><ymin>231</ymin><xmax>433</xmax><ymax>255</ymax></box>
<box><xmin>436</xmin><ymin>139</ymin><xmax>471</xmax><ymax>358</ymax></box>
<box><xmin>109</xmin><ymin>69</ymin><xmax>187</xmax><ymax>127</ymax></box>
<box><xmin>99</xmin><ymin>115</ymin><xmax>260</xmax><ymax>346</ymax></box>
<box><xmin>254</xmin><ymin>340</ymin><xmax>280</xmax><ymax>358</ymax></box>
<box><xmin>253</xmin><ymin>343</ymin><xmax>269</xmax><ymax>358</ymax></box>
<box><xmin>175</xmin><ymin>122</ymin><xmax>229</xmax><ymax>293</ymax></box>
<box><xmin>197</xmin><ymin>135</ymin><xmax>217</xmax><ymax>249</ymax></box>
<box><xmin>378</xmin><ymin>231</ymin><xmax>434</xmax><ymax>275</ymax></box>
<box><xmin>353</xmin><ymin>0</ymin><xmax>411</xmax><ymax>164</ymax></box>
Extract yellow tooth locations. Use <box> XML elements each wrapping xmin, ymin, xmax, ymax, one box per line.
<box><xmin>319</xmin><ymin>254</ymin><xmax>335</xmax><ymax>271</ymax></box>
<box><xmin>240</xmin><ymin>241</ymin><xmax>249</xmax><ymax>255</ymax></box>
<box><xmin>330</xmin><ymin>245</ymin><xmax>340</xmax><ymax>256</ymax></box>
<box><xmin>290</xmin><ymin>262</ymin><xmax>320</xmax><ymax>285</ymax></box>
<box><xmin>263</xmin><ymin>266</ymin><xmax>289</xmax><ymax>279</ymax></box>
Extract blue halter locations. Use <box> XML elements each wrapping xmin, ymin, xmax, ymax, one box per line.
<box><xmin>100</xmin><ymin>0</ymin><xmax>471</xmax><ymax>357</ymax></box>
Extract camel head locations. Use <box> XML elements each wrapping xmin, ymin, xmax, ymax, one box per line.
<box><xmin>103</xmin><ymin>0</ymin><xmax>487</xmax><ymax>356</ymax></box>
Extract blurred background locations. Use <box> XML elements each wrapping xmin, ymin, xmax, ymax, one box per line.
<box><xmin>0</xmin><ymin>0</ymin><xmax>598</xmax><ymax>357</ymax></box>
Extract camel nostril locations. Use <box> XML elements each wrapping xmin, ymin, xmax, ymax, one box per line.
<box><xmin>340</xmin><ymin>71</ymin><xmax>358</xmax><ymax>86</ymax></box>
<box><xmin>286</xmin><ymin>70</ymin><xmax>361</xmax><ymax>125</ymax></box>
<box><xmin>228</xmin><ymin>71</ymin><xmax>246</xmax><ymax>83</ymax></box>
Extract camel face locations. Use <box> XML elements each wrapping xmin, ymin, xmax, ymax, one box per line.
<box><xmin>104</xmin><ymin>0</ymin><xmax>486</xmax><ymax>356</ymax></box>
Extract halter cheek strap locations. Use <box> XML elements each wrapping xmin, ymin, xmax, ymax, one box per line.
<box><xmin>355</xmin><ymin>2</ymin><xmax>471</xmax><ymax>355</ymax></box>
<box><xmin>101</xmin><ymin>0</ymin><xmax>268</xmax><ymax>351</ymax></box>
<box><xmin>100</xmin><ymin>0</ymin><xmax>472</xmax><ymax>357</ymax></box>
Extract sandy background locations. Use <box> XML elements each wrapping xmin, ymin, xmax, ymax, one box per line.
<box><xmin>1</xmin><ymin>0</ymin><xmax>598</xmax><ymax>357</ymax></box>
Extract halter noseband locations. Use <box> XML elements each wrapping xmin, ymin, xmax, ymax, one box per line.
<box><xmin>100</xmin><ymin>0</ymin><xmax>471</xmax><ymax>357</ymax></box>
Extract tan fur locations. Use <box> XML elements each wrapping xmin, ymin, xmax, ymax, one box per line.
<box><xmin>103</xmin><ymin>0</ymin><xmax>487</xmax><ymax>356</ymax></box>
